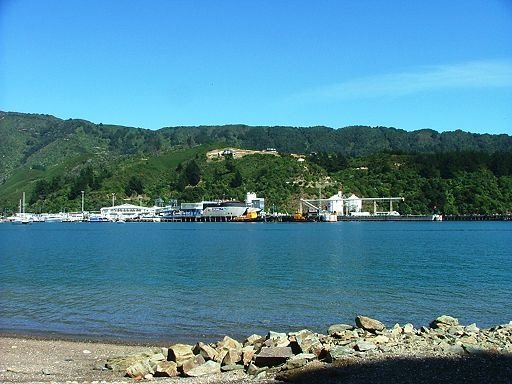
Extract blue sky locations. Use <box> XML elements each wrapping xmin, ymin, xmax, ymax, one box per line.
<box><xmin>1</xmin><ymin>0</ymin><xmax>511</xmax><ymax>134</ymax></box>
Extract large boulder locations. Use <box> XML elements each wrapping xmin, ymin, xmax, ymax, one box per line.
<box><xmin>184</xmin><ymin>360</ymin><xmax>221</xmax><ymax>377</ymax></box>
<box><xmin>267</xmin><ymin>331</ymin><xmax>290</xmax><ymax>347</ymax></box>
<box><xmin>106</xmin><ymin>351</ymin><xmax>164</xmax><ymax>372</ymax></box>
<box><xmin>222</xmin><ymin>348</ymin><xmax>242</xmax><ymax>366</ymax></box>
<box><xmin>293</xmin><ymin>329</ymin><xmax>323</xmax><ymax>356</ymax></box>
<box><xmin>328</xmin><ymin>324</ymin><xmax>354</xmax><ymax>336</ymax></box>
<box><xmin>326</xmin><ymin>346</ymin><xmax>354</xmax><ymax>362</ymax></box>
<box><xmin>244</xmin><ymin>334</ymin><xmax>265</xmax><ymax>347</ymax></box>
<box><xmin>154</xmin><ymin>361</ymin><xmax>178</xmax><ymax>377</ymax></box>
<box><xmin>194</xmin><ymin>342</ymin><xmax>218</xmax><ymax>361</ymax></box>
<box><xmin>355</xmin><ymin>315</ymin><xmax>385</xmax><ymax>333</ymax></box>
<box><xmin>125</xmin><ymin>360</ymin><xmax>154</xmax><ymax>379</ymax></box>
<box><xmin>430</xmin><ymin>315</ymin><xmax>459</xmax><ymax>328</ymax></box>
<box><xmin>242</xmin><ymin>345</ymin><xmax>255</xmax><ymax>366</ymax></box>
<box><xmin>463</xmin><ymin>344</ymin><xmax>488</xmax><ymax>355</ymax></box>
<box><xmin>181</xmin><ymin>354</ymin><xmax>206</xmax><ymax>375</ymax></box>
<box><xmin>254</xmin><ymin>346</ymin><xmax>293</xmax><ymax>367</ymax></box>
<box><xmin>168</xmin><ymin>344</ymin><xmax>195</xmax><ymax>367</ymax></box>
<box><xmin>286</xmin><ymin>353</ymin><xmax>317</xmax><ymax>369</ymax></box>
<box><xmin>217</xmin><ymin>336</ymin><xmax>242</xmax><ymax>351</ymax></box>
<box><xmin>216</xmin><ymin>335</ymin><xmax>243</xmax><ymax>366</ymax></box>
<box><xmin>355</xmin><ymin>341</ymin><xmax>377</xmax><ymax>352</ymax></box>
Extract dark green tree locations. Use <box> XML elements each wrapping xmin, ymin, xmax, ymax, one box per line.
<box><xmin>125</xmin><ymin>175</ymin><xmax>144</xmax><ymax>196</ymax></box>
<box><xmin>185</xmin><ymin>160</ymin><xmax>201</xmax><ymax>186</ymax></box>
<box><xmin>230</xmin><ymin>170</ymin><xmax>243</xmax><ymax>188</ymax></box>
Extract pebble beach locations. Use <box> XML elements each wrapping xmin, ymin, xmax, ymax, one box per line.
<box><xmin>1</xmin><ymin>315</ymin><xmax>511</xmax><ymax>384</ymax></box>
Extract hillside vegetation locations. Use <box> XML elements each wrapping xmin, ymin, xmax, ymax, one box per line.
<box><xmin>1</xmin><ymin>111</ymin><xmax>511</xmax><ymax>215</ymax></box>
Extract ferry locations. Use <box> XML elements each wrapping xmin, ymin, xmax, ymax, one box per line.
<box><xmin>163</xmin><ymin>200</ymin><xmax>260</xmax><ymax>220</ymax></box>
<box><xmin>203</xmin><ymin>200</ymin><xmax>252</xmax><ymax>217</ymax></box>
<box><xmin>161</xmin><ymin>193</ymin><xmax>265</xmax><ymax>221</ymax></box>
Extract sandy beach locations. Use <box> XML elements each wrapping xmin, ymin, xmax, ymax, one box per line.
<box><xmin>0</xmin><ymin>335</ymin><xmax>264</xmax><ymax>383</ymax></box>
<box><xmin>0</xmin><ymin>335</ymin><xmax>152</xmax><ymax>383</ymax></box>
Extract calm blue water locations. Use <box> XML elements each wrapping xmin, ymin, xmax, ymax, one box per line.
<box><xmin>0</xmin><ymin>221</ymin><xmax>511</xmax><ymax>343</ymax></box>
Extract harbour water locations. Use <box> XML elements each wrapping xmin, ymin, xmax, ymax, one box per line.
<box><xmin>0</xmin><ymin>221</ymin><xmax>510</xmax><ymax>344</ymax></box>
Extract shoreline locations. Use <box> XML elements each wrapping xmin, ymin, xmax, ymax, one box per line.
<box><xmin>0</xmin><ymin>331</ymin><xmax>169</xmax><ymax>347</ymax></box>
<box><xmin>1</xmin><ymin>315</ymin><xmax>511</xmax><ymax>383</ymax></box>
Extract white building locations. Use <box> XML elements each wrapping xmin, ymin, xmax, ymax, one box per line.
<box><xmin>344</xmin><ymin>194</ymin><xmax>363</xmax><ymax>213</ymax></box>
<box><xmin>327</xmin><ymin>191</ymin><xmax>344</xmax><ymax>214</ymax></box>
<box><xmin>245</xmin><ymin>192</ymin><xmax>265</xmax><ymax>211</ymax></box>
<box><xmin>100</xmin><ymin>203</ymin><xmax>156</xmax><ymax>221</ymax></box>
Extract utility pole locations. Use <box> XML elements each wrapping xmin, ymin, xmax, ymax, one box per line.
<box><xmin>81</xmin><ymin>191</ymin><xmax>85</xmax><ymax>212</ymax></box>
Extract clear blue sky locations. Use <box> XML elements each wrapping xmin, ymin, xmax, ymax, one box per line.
<box><xmin>1</xmin><ymin>0</ymin><xmax>511</xmax><ymax>134</ymax></box>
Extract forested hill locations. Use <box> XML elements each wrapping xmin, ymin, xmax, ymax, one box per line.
<box><xmin>1</xmin><ymin>111</ymin><xmax>511</xmax><ymax>215</ymax></box>
<box><xmin>161</xmin><ymin>124</ymin><xmax>512</xmax><ymax>156</ymax></box>
<box><xmin>1</xmin><ymin>111</ymin><xmax>511</xmax><ymax>180</ymax></box>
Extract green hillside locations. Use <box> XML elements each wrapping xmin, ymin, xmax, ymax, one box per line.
<box><xmin>1</xmin><ymin>111</ymin><xmax>511</xmax><ymax>216</ymax></box>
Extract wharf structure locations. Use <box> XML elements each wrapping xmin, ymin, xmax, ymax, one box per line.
<box><xmin>159</xmin><ymin>192</ymin><xmax>264</xmax><ymax>222</ymax></box>
<box><xmin>300</xmin><ymin>192</ymin><xmax>443</xmax><ymax>221</ymax></box>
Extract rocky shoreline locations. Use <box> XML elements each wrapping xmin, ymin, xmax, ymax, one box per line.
<box><xmin>1</xmin><ymin>315</ymin><xmax>511</xmax><ymax>383</ymax></box>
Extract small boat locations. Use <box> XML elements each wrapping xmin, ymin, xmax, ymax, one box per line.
<box><xmin>42</xmin><ymin>213</ymin><xmax>65</xmax><ymax>223</ymax></box>
<box><xmin>13</xmin><ymin>193</ymin><xmax>32</xmax><ymax>224</ymax></box>
<box><xmin>88</xmin><ymin>214</ymin><xmax>110</xmax><ymax>223</ymax></box>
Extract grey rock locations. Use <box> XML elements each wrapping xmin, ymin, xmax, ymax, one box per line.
<box><xmin>403</xmin><ymin>323</ymin><xmax>415</xmax><ymax>334</ymax></box>
<box><xmin>221</xmin><ymin>348</ymin><xmax>242</xmax><ymax>366</ymax></box>
<box><xmin>328</xmin><ymin>324</ymin><xmax>354</xmax><ymax>336</ymax></box>
<box><xmin>465</xmin><ymin>323</ymin><xmax>480</xmax><ymax>333</ymax></box>
<box><xmin>373</xmin><ymin>335</ymin><xmax>389</xmax><ymax>344</ymax></box>
<box><xmin>286</xmin><ymin>357</ymin><xmax>308</xmax><ymax>370</ymax></box>
<box><xmin>221</xmin><ymin>364</ymin><xmax>245</xmax><ymax>372</ymax></box>
<box><xmin>446</xmin><ymin>345</ymin><xmax>466</xmax><ymax>355</ymax></box>
<box><xmin>255</xmin><ymin>346</ymin><xmax>293</xmax><ymax>367</ymax></box>
<box><xmin>254</xmin><ymin>370</ymin><xmax>268</xmax><ymax>380</ymax></box>
<box><xmin>390</xmin><ymin>324</ymin><xmax>402</xmax><ymax>337</ymax></box>
<box><xmin>293</xmin><ymin>353</ymin><xmax>317</xmax><ymax>360</ymax></box>
<box><xmin>126</xmin><ymin>360</ymin><xmax>154</xmax><ymax>379</ymax></box>
<box><xmin>194</xmin><ymin>342</ymin><xmax>218</xmax><ymax>361</ymax></box>
<box><xmin>294</xmin><ymin>329</ymin><xmax>322</xmax><ymax>355</ymax></box>
<box><xmin>431</xmin><ymin>315</ymin><xmax>459</xmax><ymax>328</ymax></box>
<box><xmin>267</xmin><ymin>331</ymin><xmax>290</xmax><ymax>347</ymax></box>
<box><xmin>181</xmin><ymin>354</ymin><xmax>206</xmax><ymax>375</ymax></box>
<box><xmin>286</xmin><ymin>352</ymin><xmax>317</xmax><ymax>369</ymax></box>
<box><xmin>247</xmin><ymin>362</ymin><xmax>267</xmax><ymax>376</ymax></box>
<box><xmin>355</xmin><ymin>315</ymin><xmax>385</xmax><ymax>333</ymax></box>
<box><xmin>106</xmin><ymin>352</ymin><xmax>163</xmax><ymax>372</ymax></box>
<box><xmin>463</xmin><ymin>344</ymin><xmax>488</xmax><ymax>355</ymax></box>
<box><xmin>355</xmin><ymin>341</ymin><xmax>377</xmax><ymax>352</ymax></box>
<box><xmin>184</xmin><ymin>360</ymin><xmax>221</xmax><ymax>377</ymax></box>
<box><xmin>149</xmin><ymin>352</ymin><xmax>166</xmax><ymax>364</ymax></box>
<box><xmin>326</xmin><ymin>346</ymin><xmax>354</xmax><ymax>362</ymax></box>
